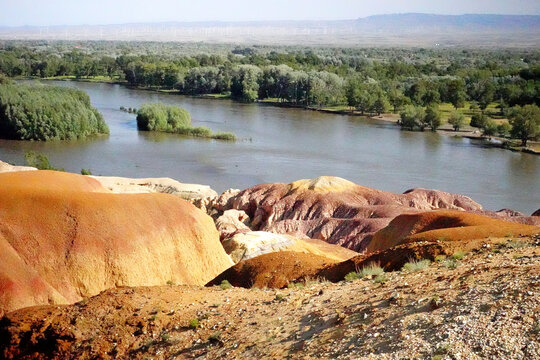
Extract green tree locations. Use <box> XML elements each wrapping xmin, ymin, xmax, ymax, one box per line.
<box><xmin>424</xmin><ymin>105</ymin><xmax>442</xmax><ymax>131</ymax></box>
<box><xmin>388</xmin><ymin>88</ymin><xmax>409</xmax><ymax>113</ymax></box>
<box><xmin>0</xmin><ymin>83</ymin><xmax>108</xmax><ymax>141</ymax></box>
<box><xmin>448</xmin><ymin>110</ymin><xmax>466</xmax><ymax>131</ymax></box>
<box><xmin>509</xmin><ymin>104</ymin><xmax>540</xmax><ymax>146</ymax></box>
<box><xmin>482</xmin><ymin>119</ymin><xmax>498</xmax><ymax>136</ymax></box>
<box><xmin>447</xmin><ymin>79</ymin><xmax>467</xmax><ymax>109</ymax></box>
<box><xmin>497</xmin><ymin>122</ymin><xmax>511</xmax><ymax>138</ymax></box>
<box><xmin>231</xmin><ymin>65</ymin><xmax>262</xmax><ymax>102</ymax></box>
<box><xmin>399</xmin><ymin>105</ymin><xmax>425</xmax><ymax>131</ymax></box>
<box><xmin>470</xmin><ymin>112</ymin><xmax>487</xmax><ymax>128</ymax></box>
<box><xmin>136</xmin><ymin>103</ymin><xmax>191</xmax><ymax>132</ymax></box>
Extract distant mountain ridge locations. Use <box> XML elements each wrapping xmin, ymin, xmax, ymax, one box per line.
<box><xmin>354</xmin><ymin>13</ymin><xmax>540</xmax><ymax>33</ymax></box>
<box><xmin>0</xmin><ymin>13</ymin><xmax>538</xmax><ymax>46</ymax></box>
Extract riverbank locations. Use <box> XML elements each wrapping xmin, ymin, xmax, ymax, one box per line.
<box><xmin>370</xmin><ymin>113</ymin><xmax>540</xmax><ymax>155</ymax></box>
<box><xmin>20</xmin><ymin>76</ymin><xmax>539</xmax><ymax>155</ymax></box>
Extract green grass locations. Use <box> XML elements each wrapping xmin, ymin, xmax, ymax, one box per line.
<box><xmin>506</xmin><ymin>240</ymin><xmax>528</xmax><ymax>249</ymax></box>
<box><xmin>401</xmin><ymin>259</ymin><xmax>431</xmax><ymax>273</ymax></box>
<box><xmin>344</xmin><ymin>272</ymin><xmax>361</xmax><ymax>281</ymax></box>
<box><xmin>219</xmin><ymin>280</ymin><xmax>232</xmax><ymax>290</ymax></box>
<box><xmin>212</xmin><ymin>132</ymin><xmax>237</xmax><ymax>141</ymax></box>
<box><xmin>321</xmin><ymin>105</ymin><xmax>350</xmax><ymax>112</ymax></box>
<box><xmin>438</xmin><ymin>101</ymin><xmax>508</xmax><ymax>126</ymax></box>
<box><xmin>189</xmin><ymin>318</ymin><xmax>200</xmax><ymax>329</ymax></box>
<box><xmin>200</xmin><ymin>93</ymin><xmax>230</xmax><ymax>99</ymax></box>
<box><xmin>442</xmin><ymin>258</ymin><xmax>459</xmax><ymax>270</ymax></box>
<box><xmin>344</xmin><ymin>264</ymin><xmax>385</xmax><ymax>282</ymax></box>
<box><xmin>359</xmin><ymin>264</ymin><xmax>385</xmax><ymax>277</ymax></box>
<box><xmin>38</xmin><ymin>75</ymin><xmax>123</xmax><ymax>84</ymax></box>
<box><xmin>452</xmin><ymin>251</ymin><xmax>466</xmax><ymax>260</ymax></box>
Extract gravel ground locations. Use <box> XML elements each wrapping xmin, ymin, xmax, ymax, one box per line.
<box><xmin>1</xmin><ymin>236</ymin><xmax>539</xmax><ymax>359</ymax></box>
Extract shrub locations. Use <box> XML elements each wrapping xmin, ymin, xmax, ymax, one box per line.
<box><xmin>402</xmin><ymin>259</ymin><xmax>431</xmax><ymax>273</ymax></box>
<box><xmin>189</xmin><ymin>318</ymin><xmax>200</xmax><ymax>329</ymax></box>
<box><xmin>179</xmin><ymin>126</ymin><xmax>212</xmax><ymax>138</ymax></box>
<box><xmin>442</xmin><ymin>258</ymin><xmax>459</xmax><ymax>269</ymax></box>
<box><xmin>80</xmin><ymin>168</ymin><xmax>92</xmax><ymax>175</ymax></box>
<box><xmin>212</xmin><ymin>132</ymin><xmax>237</xmax><ymax>141</ymax></box>
<box><xmin>374</xmin><ymin>274</ymin><xmax>387</xmax><ymax>284</ymax></box>
<box><xmin>0</xmin><ymin>83</ymin><xmax>109</xmax><ymax>141</ymax></box>
<box><xmin>507</xmin><ymin>240</ymin><xmax>527</xmax><ymax>249</ymax></box>
<box><xmin>344</xmin><ymin>272</ymin><xmax>361</xmax><ymax>281</ymax></box>
<box><xmin>359</xmin><ymin>263</ymin><xmax>385</xmax><ymax>277</ymax></box>
<box><xmin>470</xmin><ymin>112</ymin><xmax>487</xmax><ymax>128</ymax></box>
<box><xmin>219</xmin><ymin>280</ymin><xmax>232</xmax><ymax>290</ymax></box>
<box><xmin>452</xmin><ymin>251</ymin><xmax>466</xmax><ymax>260</ymax></box>
<box><xmin>136</xmin><ymin>102</ymin><xmax>236</xmax><ymax>141</ymax></box>
<box><xmin>25</xmin><ymin>151</ymin><xmax>64</xmax><ymax>171</ymax></box>
<box><xmin>208</xmin><ymin>331</ymin><xmax>222</xmax><ymax>343</ymax></box>
<box><xmin>137</xmin><ymin>103</ymin><xmax>191</xmax><ymax>132</ymax></box>
<box><xmin>434</xmin><ymin>255</ymin><xmax>446</xmax><ymax>262</ymax></box>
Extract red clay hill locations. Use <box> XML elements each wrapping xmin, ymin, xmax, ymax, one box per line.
<box><xmin>211</xmin><ymin>176</ymin><xmax>486</xmax><ymax>251</ymax></box>
<box><xmin>0</xmin><ymin>171</ymin><xmax>232</xmax><ymax>316</ymax></box>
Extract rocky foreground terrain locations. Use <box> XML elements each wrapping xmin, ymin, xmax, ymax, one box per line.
<box><xmin>0</xmin><ymin>160</ymin><xmax>538</xmax><ymax>359</ymax></box>
<box><xmin>1</xmin><ymin>235</ymin><xmax>539</xmax><ymax>359</ymax></box>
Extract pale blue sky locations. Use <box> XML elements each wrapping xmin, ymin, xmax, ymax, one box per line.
<box><xmin>0</xmin><ymin>0</ymin><xmax>539</xmax><ymax>26</ymax></box>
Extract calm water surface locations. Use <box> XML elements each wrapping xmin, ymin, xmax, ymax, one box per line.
<box><xmin>1</xmin><ymin>81</ymin><xmax>538</xmax><ymax>213</ymax></box>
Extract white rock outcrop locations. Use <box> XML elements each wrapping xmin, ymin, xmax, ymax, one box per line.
<box><xmin>90</xmin><ymin>176</ymin><xmax>217</xmax><ymax>201</ymax></box>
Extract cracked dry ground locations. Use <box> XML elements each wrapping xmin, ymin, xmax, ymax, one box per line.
<box><xmin>1</xmin><ymin>236</ymin><xmax>539</xmax><ymax>360</ymax></box>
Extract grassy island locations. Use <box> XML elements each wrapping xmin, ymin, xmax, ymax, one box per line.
<box><xmin>0</xmin><ymin>83</ymin><xmax>109</xmax><ymax>141</ymax></box>
<box><xmin>136</xmin><ymin>103</ymin><xmax>236</xmax><ymax>141</ymax></box>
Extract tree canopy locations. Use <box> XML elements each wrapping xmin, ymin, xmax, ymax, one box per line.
<box><xmin>136</xmin><ymin>103</ymin><xmax>236</xmax><ymax>141</ymax></box>
<box><xmin>0</xmin><ymin>83</ymin><xmax>109</xmax><ymax>141</ymax></box>
<box><xmin>509</xmin><ymin>104</ymin><xmax>540</xmax><ymax>146</ymax></box>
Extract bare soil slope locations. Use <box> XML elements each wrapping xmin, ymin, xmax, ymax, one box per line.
<box><xmin>207</xmin><ymin>251</ymin><xmax>338</xmax><ymax>289</ymax></box>
<box><xmin>368</xmin><ymin>210</ymin><xmax>540</xmax><ymax>253</ymax></box>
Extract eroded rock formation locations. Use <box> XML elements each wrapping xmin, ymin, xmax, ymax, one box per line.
<box><xmin>222</xmin><ymin>231</ymin><xmax>356</xmax><ymax>263</ymax></box>
<box><xmin>206</xmin><ymin>176</ymin><xmax>484</xmax><ymax>251</ymax></box>
<box><xmin>91</xmin><ymin>175</ymin><xmax>217</xmax><ymax>201</ymax></box>
<box><xmin>0</xmin><ymin>170</ymin><xmax>232</xmax><ymax>316</ymax></box>
<box><xmin>367</xmin><ymin>210</ymin><xmax>540</xmax><ymax>253</ymax></box>
<box><xmin>0</xmin><ymin>160</ymin><xmax>36</xmax><ymax>173</ymax></box>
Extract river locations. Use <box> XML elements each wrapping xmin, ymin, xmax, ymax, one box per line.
<box><xmin>1</xmin><ymin>80</ymin><xmax>539</xmax><ymax>213</ymax></box>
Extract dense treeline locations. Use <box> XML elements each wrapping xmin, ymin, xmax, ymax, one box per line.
<box><xmin>1</xmin><ymin>42</ymin><xmax>538</xmax><ymax>109</ymax></box>
<box><xmin>136</xmin><ymin>103</ymin><xmax>236</xmax><ymax>141</ymax></box>
<box><xmin>0</xmin><ymin>41</ymin><xmax>538</xmax><ymax>143</ymax></box>
<box><xmin>0</xmin><ymin>83</ymin><xmax>109</xmax><ymax>140</ymax></box>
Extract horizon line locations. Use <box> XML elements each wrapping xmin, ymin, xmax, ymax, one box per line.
<box><xmin>1</xmin><ymin>12</ymin><xmax>539</xmax><ymax>29</ymax></box>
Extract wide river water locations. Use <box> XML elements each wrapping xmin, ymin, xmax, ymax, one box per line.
<box><xmin>1</xmin><ymin>80</ymin><xmax>539</xmax><ymax>213</ymax></box>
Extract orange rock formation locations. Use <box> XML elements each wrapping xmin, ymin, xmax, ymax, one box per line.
<box><xmin>0</xmin><ymin>171</ymin><xmax>232</xmax><ymax>316</ymax></box>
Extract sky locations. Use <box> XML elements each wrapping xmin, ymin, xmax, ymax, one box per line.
<box><xmin>0</xmin><ymin>0</ymin><xmax>539</xmax><ymax>27</ymax></box>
